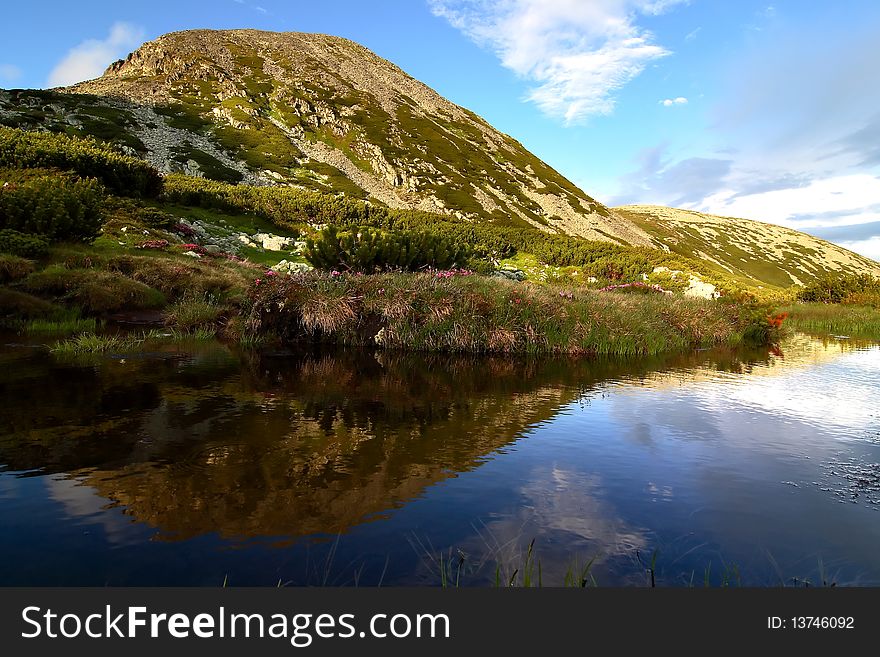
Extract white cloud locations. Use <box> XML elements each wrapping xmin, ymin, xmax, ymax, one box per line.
<box><xmin>0</xmin><ymin>64</ymin><xmax>22</xmax><ymax>84</ymax></box>
<box><xmin>691</xmin><ymin>174</ymin><xmax>880</xmax><ymax>227</ymax></box>
<box><xmin>46</xmin><ymin>22</ymin><xmax>145</xmax><ymax>88</ymax></box>
<box><xmin>429</xmin><ymin>0</ymin><xmax>688</xmax><ymax>124</ymax></box>
<box><xmin>660</xmin><ymin>96</ymin><xmax>687</xmax><ymax>106</ymax></box>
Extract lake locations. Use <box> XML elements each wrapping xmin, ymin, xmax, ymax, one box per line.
<box><xmin>1</xmin><ymin>332</ymin><xmax>878</xmax><ymax>586</ymax></box>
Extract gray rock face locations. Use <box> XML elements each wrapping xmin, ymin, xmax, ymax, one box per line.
<box><xmin>492</xmin><ymin>268</ymin><xmax>526</xmax><ymax>282</ymax></box>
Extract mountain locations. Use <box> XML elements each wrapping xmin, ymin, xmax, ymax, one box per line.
<box><xmin>17</xmin><ymin>28</ymin><xmax>651</xmax><ymax>246</ymax></box>
<box><xmin>616</xmin><ymin>204</ymin><xmax>880</xmax><ymax>287</ymax></box>
<box><xmin>1</xmin><ymin>28</ymin><xmax>877</xmax><ymax>288</ymax></box>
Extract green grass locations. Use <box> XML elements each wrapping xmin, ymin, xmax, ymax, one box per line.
<box><xmin>779</xmin><ymin>303</ymin><xmax>880</xmax><ymax>339</ymax></box>
<box><xmin>161</xmin><ymin>204</ymin><xmax>301</xmax><ymax>238</ymax></box>
<box><xmin>24</xmin><ymin>313</ymin><xmax>98</xmax><ymax>336</ymax></box>
<box><xmin>237</xmin><ymin>246</ymin><xmax>297</xmax><ymax>267</ymax></box>
<box><xmin>50</xmin><ymin>332</ymin><xmax>153</xmax><ymax>355</ymax></box>
<box><xmin>46</xmin><ymin>328</ymin><xmax>219</xmax><ymax>355</ymax></box>
<box><xmin>153</xmin><ymin>103</ymin><xmax>213</xmax><ymax>132</ymax></box>
<box><xmin>170</xmin><ymin>144</ymin><xmax>243</xmax><ymax>183</ymax></box>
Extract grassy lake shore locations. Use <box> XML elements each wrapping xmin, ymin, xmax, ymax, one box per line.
<box><xmin>1</xmin><ymin>248</ymin><xmax>778</xmax><ymax>356</ymax></box>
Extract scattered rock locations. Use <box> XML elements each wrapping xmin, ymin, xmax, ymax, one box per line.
<box><xmin>271</xmin><ymin>260</ymin><xmax>312</xmax><ymax>274</ymax></box>
<box><xmin>254</xmin><ymin>232</ymin><xmax>291</xmax><ymax>251</ymax></box>
<box><xmin>492</xmin><ymin>267</ymin><xmax>526</xmax><ymax>281</ymax></box>
<box><xmin>684</xmin><ymin>275</ymin><xmax>719</xmax><ymax>300</ymax></box>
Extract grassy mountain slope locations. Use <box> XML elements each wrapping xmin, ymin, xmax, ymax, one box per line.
<box><xmin>617</xmin><ymin>204</ymin><xmax>880</xmax><ymax>288</ymax></box>
<box><xmin>26</xmin><ymin>28</ymin><xmax>649</xmax><ymax>246</ymax></box>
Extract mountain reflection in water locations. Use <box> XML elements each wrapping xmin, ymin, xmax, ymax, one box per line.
<box><xmin>0</xmin><ymin>334</ymin><xmax>878</xmax><ymax>586</ymax></box>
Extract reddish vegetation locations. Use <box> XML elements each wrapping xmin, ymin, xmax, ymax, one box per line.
<box><xmin>138</xmin><ymin>239</ymin><xmax>169</xmax><ymax>250</ymax></box>
<box><xmin>767</xmin><ymin>312</ymin><xmax>788</xmax><ymax>329</ymax></box>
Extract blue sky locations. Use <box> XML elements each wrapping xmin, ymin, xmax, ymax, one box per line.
<box><xmin>2</xmin><ymin>1</ymin><xmax>879</xmax><ymax>259</ymax></box>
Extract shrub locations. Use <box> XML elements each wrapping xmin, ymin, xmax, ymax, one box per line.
<box><xmin>0</xmin><ymin>126</ymin><xmax>162</xmax><ymax>197</ymax></box>
<box><xmin>0</xmin><ymin>228</ymin><xmax>50</xmax><ymax>258</ymax></box>
<box><xmin>304</xmin><ymin>225</ymin><xmax>472</xmax><ymax>272</ymax></box>
<box><xmin>137</xmin><ymin>207</ymin><xmax>176</xmax><ymax>229</ymax></box>
<box><xmin>162</xmin><ymin>175</ymin><xmax>727</xmax><ymax>286</ymax></box>
<box><xmin>797</xmin><ymin>273</ymin><xmax>880</xmax><ymax>304</ymax></box>
<box><xmin>0</xmin><ymin>169</ymin><xmax>105</xmax><ymax>240</ymax></box>
<box><xmin>842</xmin><ymin>291</ymin><xmax>880</xmax><ymax>308</ymax></box>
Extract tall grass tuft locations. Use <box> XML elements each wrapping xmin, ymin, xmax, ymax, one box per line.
<box><xmin>48</xmin><ymin>330</ymin><xmax>176</xmax><ymax>355</ymax></box>
<box><xmin>779</xmin><ymin>303</ymin><xmax>880</xmax><ymax>339</ymax></box>
<box><xmin>25</xmin><ymin>312</ymin><xmax>97</xmax><ymax>336</ymax></box>
<box><xmin>163</xmin><ymin>294</ymin><xmax>225</xmax><ymax>332</ymax></box>
<box><xmin>0</xmin><ymin>253</ymin><xmax>34</xmax><ymax>283</ymax></box>
<box><xmin>50</xmin><ymin>333</ymin><xmax>144</xmax><ymax>355</ymax></box>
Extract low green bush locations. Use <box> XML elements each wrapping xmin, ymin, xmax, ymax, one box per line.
<box><xmin>164</xmin><ymin>295</ymin><xmax>226</xmax><ymax>331</ymax></box>
<box><xmin>0</xmin><ymin>168</ymin><xmax>105</xmax><ymax>241</ymax></box>
<box><xmin>0</xmin><ymin>126</ymin><xmax>162</xmax><ymax>197</ymax></box>
<box><xmin>797</xmin><ymin>273</ymin><xmax>880</xmax><ymax>304</ymax></box>
<box><xmin>0</xmin><ymin>228</ymin><xmax>50</xmax><ymax>258</ymax></box>
<box><xmin>304</xmin><ymin>225</ymin><xmax>472</xmax><ymax>272</ymax></box>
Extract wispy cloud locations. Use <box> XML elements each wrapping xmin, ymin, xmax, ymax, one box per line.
<box><xmin>693</xmin><ymin>175</ymin><xmax>880</xmax><ymax>228</ymax></box>
<box><xmin>612</xmin><ymin>15</ymin><xmax>880</xmax><ymax>262</ymax></box>
<box><xmin>47</xmin><ymin>22</ymin><xmax>145</xmax><ymax>88</ymax></box>
<box><xmin>660</xmin><ymin>96</ymin><xmax>687</xmax><ymax>106</ymax></box>
<box><xmin>0</xmin><ymin>64</ymin><xmax>22</xmax><ymax>84</ymax></box>
<box><xmin>429</xmin><ymin>0</ymin><xmax>688</xmax><ymax>124</ymax></box>
<box><xmin>613</xmin><ymin>144</ymin><xmax>732</xmax><ymax>207</ymax></box>
<box><xmin>684</xmin><ymin>27</ymin><xmax>701</xmax><ymax>41</ymax></box>
<box><xmin>233</xmin><ymin>0</ymin><xmax>271</xmax><ymax>15</ymax></box>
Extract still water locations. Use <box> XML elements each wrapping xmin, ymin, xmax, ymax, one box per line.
<box><xmin>1</xmin><ymin>333</ymin><xmax>878</xmax><ymax>586</ymax></box>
